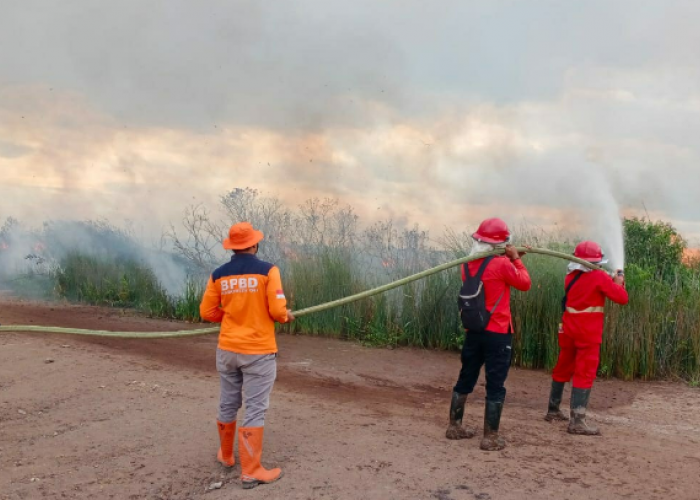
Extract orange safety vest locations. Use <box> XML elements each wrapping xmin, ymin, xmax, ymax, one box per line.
<box><xmin>200</xmin><ymin>253</ymin><xmax>289</xmax><ymax>354</ymax></box>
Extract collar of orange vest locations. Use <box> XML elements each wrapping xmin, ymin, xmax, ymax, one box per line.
<box><xmin>231</xmin><ymin>253</ymin><xmax>258</xmax><ymax>260</ymax></box>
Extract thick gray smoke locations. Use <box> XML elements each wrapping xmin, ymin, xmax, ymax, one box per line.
<box><xmin>1</xmin><ymin>1</ymin><xmax>699</xmax><ymax>249</ymax></box>
<box><xmin>441</xmin><ymin>155</ymin><xmax>628</xmax><ymax>269</ymax></box>
<box><xmin>0</xmin><ymin>219</ymin><xmax>191</xmax><ymax>295</ymax></box>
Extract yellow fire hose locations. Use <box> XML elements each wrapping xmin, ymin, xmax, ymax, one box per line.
<box><xmin>0</xmin><ymin>247</ymin><xmax>602</xmax><ymax>338</ymax></box>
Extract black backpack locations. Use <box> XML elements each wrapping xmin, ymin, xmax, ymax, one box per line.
<box><xmin>457</xmin><ymin>256</ymin><xmax>504</xmax><ymax>332</ymax></box>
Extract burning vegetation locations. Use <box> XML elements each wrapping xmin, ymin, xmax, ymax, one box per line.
<box><xmin>1</xmin><ymin>191</ymin><xmax>699</xmax><ymax>382</ymax></box>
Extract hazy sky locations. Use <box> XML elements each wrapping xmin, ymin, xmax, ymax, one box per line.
<box><xmin>1</xmin><ymin>0</ymin><xmax>699</xmax><ymax>246</ymax></box>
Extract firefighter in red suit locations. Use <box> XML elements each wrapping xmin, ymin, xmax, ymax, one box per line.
<box><xmin>545</xmin><ymin>241</ymin><xmax>628</xmax><ymax>435</ymax></box>
<box><xmin>446</xmin><ymin>218</ymin><xmax>531</xmax><ymax>451</ymax></box>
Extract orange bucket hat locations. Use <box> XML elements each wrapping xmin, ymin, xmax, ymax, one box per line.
<box><xmin>222</xmin><ymin>222</ymin><xmax>264</xmax><ymax>250</ymax></box>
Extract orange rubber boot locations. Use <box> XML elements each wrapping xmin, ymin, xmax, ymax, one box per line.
<box><xmin>216</xmin><ymin>421</ymin><xmax>236</xmax><ymax>467</ymax></box>
<box><xmin>238</xmin><ymin>427</ymin><xmax>283</xmax><ymax>489</ymax></box>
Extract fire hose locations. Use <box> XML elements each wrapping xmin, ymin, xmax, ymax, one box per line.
<box><xmin>0</xmin><ymin>247</ymin><xmax>603</xmax><ymax>338</ymax></box>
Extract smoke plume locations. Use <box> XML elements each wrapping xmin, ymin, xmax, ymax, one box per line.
<box><xmin>1</xmin><ymin>0</ymin><xmax>699</xmax><ymax>255</ymax></box>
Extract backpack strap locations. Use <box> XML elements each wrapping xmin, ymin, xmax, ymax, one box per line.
<box><xmin>566</xmin><ymin>271</ymin><xmax>584</xmax><ymax>294</ymax></box>
<box><xmin>464</xmin><ymin>256</ymin><xmax>494</xmax><ymax>281</ymax></box>
<box><xmin>490</xmin><ymin>288</ymin><xmax>506</xmax><ymax>314</ymax></box>
<box><xmin>562</xmin><ymin>271</ymin><xmax>584</xmax><ymax>312</ymax></box>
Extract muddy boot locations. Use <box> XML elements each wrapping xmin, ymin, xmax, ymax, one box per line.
<box><xmin>445</xmin><ymin>392</ymin><xmax>476</xmax><ymax>440</ymax></box>
<box><xmin>238</xmin><ymin>427</ymin><xmax>283</xmax><ymax>489</ymax></box>
<box><xmin>479</xmin><ymin>400</ymin><xmax>505</xmax><ymax>451</ymax></box>
<box><xmin>567</xmin><ymin>388</ymin><xmax>600</xmax><ymax>436</ymax></box>
<box><xmin>544</xmin><ymin>380</ymin><xmax>569</xmax><ymax>422</ymax></box>
<box><xmin>216</xmin><ymin>420</ymin><xmax>236</xmax><ymax>467</ymax></box>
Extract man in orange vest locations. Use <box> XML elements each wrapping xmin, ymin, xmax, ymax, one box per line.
<box><xmin>200</xmin><ymin>222</ymin><xmax>294</xmax><ymax>489</ymax></box>
<box><xmin>544</xmin><ymin>241</ymin><xmax>628</xmax><ymax>435</ymax></box>
<box><xmin>446</xmin><ymin>218</ymin><xmax>531</xmax><ymax>451</ymax></box>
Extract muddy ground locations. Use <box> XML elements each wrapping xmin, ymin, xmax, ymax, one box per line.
<box><xmin>1</xmin><ymin>294</ymin><xmax>699</xmax><ymax>499</ymax></box>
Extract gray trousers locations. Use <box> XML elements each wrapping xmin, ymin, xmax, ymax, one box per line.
<box><xmin>216</xmin><ymin>348</ymin><xmax>277</xmax><ymax>427</ymax></box>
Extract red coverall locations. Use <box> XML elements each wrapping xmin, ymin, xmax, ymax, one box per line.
<box><xmin>552</xmin><ymin>269</ymin><xmax>629</xmax><ymax>389</ymax></box>
<box><xmin>453</xmin><ymin>256</ymin><xmax>531</xmax><ymax>401</ymax></box>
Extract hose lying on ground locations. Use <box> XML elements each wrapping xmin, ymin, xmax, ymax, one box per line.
<box><xmin>0</xmin><ymin>247</ymin><xmax>602</xmax><ymax>338</ymax></box>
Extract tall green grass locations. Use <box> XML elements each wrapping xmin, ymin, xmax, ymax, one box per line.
<box><xmin>52</xmin><ymin>252</ymin><xmax>204</xmax><ymax>321</ymax></box>
<box><xmin>11</xmin><ymin>211</ymin><xmax>700</xmax><ymax>382</ymax></box>
<box><xmin>511</xmin><ymin>255</ymin><xmax>568</xmax><ymax>370</ymax></box>
<box><xmin>277</xmin><ymin>218</ymin><xmax>700</xmax><ymax>382</ymax></box>
<box><xmin>601</xmin><ymin>265</ymin><xmax>700</xmax><ymax>380</ymax></box>
<box><xmin>284</xmin><ymin>248</ymin><xmax>465</xmax><ymax>349</ymax></box>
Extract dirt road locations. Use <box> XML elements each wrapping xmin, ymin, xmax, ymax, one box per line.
<box><xmin>1</xmin><ymin>295</ymin><xmax>699</xmax><ymax>499</ymax></box>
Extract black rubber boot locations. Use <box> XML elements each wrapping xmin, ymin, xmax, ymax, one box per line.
<box><xmin>445</xmin><ymin>392</ymin><xmax>476</xmax><ymax>440</ymax></box>
<box><xmin>567</xmin><ymin>388</ymin><xmax>600</xmax><ymax>436</ymax></box>
<box><xmin>544</xmin><ymin>380</ymin><xmax>569</xmax><ymax>422</ymax></box>
<box><xmin>480</xmin><ymin>400</ymin><xmax>505</xmax><ymax>451</ymax></box>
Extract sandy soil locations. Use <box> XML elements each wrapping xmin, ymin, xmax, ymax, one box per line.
<box><xmin>1</xmin><ymin>293</ymin><xmax>700</xmax><ymax>499</ymax></box>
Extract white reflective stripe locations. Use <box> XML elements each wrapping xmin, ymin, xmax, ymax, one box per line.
<box><xmin>565</xmin><ymin>306</ymin><xmax>605</xmax><ymax>314</ymax></box>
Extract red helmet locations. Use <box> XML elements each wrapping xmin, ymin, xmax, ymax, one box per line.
<box><xmin>472</xmin><ymin>218</ymin><xmax>511</xmax><ymax>244</ymax></box>
<box><xmin>574</xmin><ymin>241</ymin><xmax>604</xmax><ymax>263</ymax></box>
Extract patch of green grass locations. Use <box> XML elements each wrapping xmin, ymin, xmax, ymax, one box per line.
<box><xmin>47</xmin><ymin>252</ymin><xmax>205</xmax><ymax>321</ymax></box>
<box><xmin>7</xmin><ymin>214</ymin><xmax>700</xmax><ymax>382</ymax></box>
